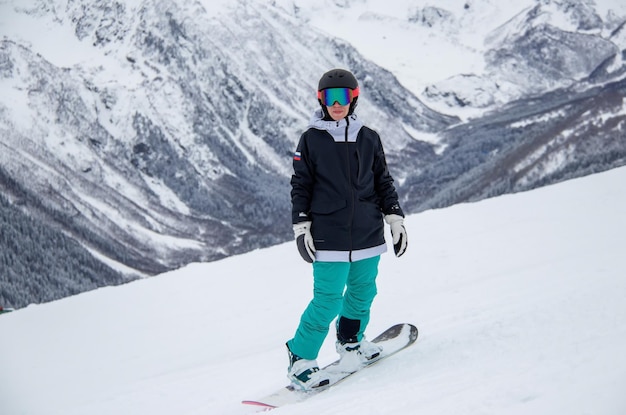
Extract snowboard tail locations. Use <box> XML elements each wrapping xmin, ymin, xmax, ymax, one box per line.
<box><xmin>242</xmin><ymin>323</ymin><xmax>418</xmax><ymax>410</ymax></box>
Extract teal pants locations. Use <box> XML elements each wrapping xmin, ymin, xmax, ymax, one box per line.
<box><xmin>288</xmin><ymin>256</ymin><xmax>380</xmax><ymax>360</ymax></box>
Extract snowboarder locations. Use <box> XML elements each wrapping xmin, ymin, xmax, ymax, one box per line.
<box><xmin>287</xmin><ymin>68</ymin><xmax>408</xmax><ymax>389</ymax></box>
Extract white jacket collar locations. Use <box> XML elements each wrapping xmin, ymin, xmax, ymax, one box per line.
<box><xmin>308</xmin><ymin>109</ymin><xmax>363</xmax><ymax>143</ymax></box>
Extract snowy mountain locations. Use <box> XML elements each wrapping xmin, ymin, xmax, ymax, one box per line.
<box><xmin>427</xmin><ymin>0</ymin><xmax>625</xmax><ymax>111</ymax></box>
<box><xmin>1</xmin><ymin>0</ymin><xmax>626</xmax><ymax>308</ymax></box>
<box><xmin>1</xmin><ymin>166</ymin><xmax>625</xmax><ymax>415</ymax></box>
<box><xmin>286</xmin><ymin>0</ymin><xmax>626</xmax><ymax>116</ymax></box>
<box><xmin>404</xmin><ymin>74</ymin><xmax>626</xmax><ymax>211</ymax></box>
<box><xmin>0</xmin><ymin>0</ymin><xmax>455</xmax><ymax>303</ymax></box>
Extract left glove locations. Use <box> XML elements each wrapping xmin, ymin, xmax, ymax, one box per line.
<box><xmin>293</xmin><ymin>221</ymin><xmax>316</xmax><ymax>263</ymax></box>
<box><xmin>384</xmin><ymin>214</ymin><xmax>408</xmax><ymax>257</ymax></box>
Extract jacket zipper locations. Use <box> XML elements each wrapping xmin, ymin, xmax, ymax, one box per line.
<box><xmin>345</xmin><ymin>116</ymin><xmax>354</xmax><ymax>262</ymax></box>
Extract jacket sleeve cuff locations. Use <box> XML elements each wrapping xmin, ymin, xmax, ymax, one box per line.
<box><xmin>292</xmin><ymin>211</ymin><xmax>311</xmax><ymax>224</ymax></box>
<box><xmin>384</xmin><ymin>203</ymin><xmax>404</xmax><ymax>217</ymax></box>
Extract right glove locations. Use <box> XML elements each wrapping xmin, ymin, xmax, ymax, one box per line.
<box><xmin>293</xmin><ymin>221</ymin><xmax>316</xmax><ymax>263</ymax></box>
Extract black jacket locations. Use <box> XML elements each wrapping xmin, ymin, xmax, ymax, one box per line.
<box><xmin>291</xmin><ymin>111</ymin><xmax>404</xmax><ymax>261</ymax></box>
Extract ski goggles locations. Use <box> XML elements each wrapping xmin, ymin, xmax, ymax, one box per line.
<box><xmin>317</xmin><ymin>87</ymin><xmax>359</xmax><ymax>106</ymax></box>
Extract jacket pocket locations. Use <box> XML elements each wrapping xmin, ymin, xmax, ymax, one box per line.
<box><xmin>311</xmin><ymin>198</ymin><xmax>347</xmax><ymax>215</ymax></box>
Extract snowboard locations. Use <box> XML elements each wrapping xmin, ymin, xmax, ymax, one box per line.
<box><xmin>242</xmin><ymin>323</ymin><xmax>418</xmax><ymax>410</ymax></box>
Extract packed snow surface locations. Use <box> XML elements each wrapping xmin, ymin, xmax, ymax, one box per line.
<box><xmin>1</xmin><ymin>166</ymin><xmax>625</xmax><ymax>414</ymax></box>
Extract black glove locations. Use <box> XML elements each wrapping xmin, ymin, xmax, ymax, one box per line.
<box><xmin>385</xmin><ymin>214</ymin><xmax>408</xmax><ymax>257</ymax></box>
<box><xmin>293</xmin><ymin>221</ymin><xmax>315</xmax><ymax>263</ymax></box>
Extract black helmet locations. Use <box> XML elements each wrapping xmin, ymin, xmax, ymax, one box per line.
<box><xmin>317</xmin><ymin>68</ymin><xmax>359</xmax><ymax>118</ymax></box>
<box><xmin>318</xmin><ymin>69</ymin><xmax>358</xmax><ymax>91</ymax></box>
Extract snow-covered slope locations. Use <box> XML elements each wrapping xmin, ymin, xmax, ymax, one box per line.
<box><xmin>1</xmin><ymin>166</ymin><xmax>625</xmax><ymax>415</ymax></box>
